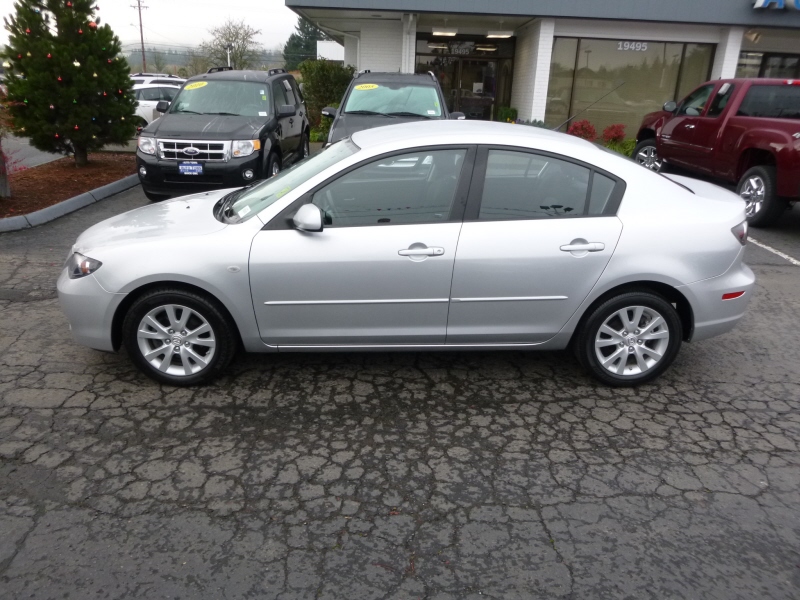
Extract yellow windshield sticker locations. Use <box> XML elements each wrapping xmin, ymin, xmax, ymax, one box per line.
<box><xmin>355</xmin><ymin>83</ymin><xmax>379</xmax><ymax>91</ymax></box>
<box><xmin>184</xmin><ymin>81</ymin><xmax>208</xmax><ymax>90</ymax></box>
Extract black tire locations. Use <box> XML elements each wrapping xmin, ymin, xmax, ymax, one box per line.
<box><xmin>143</xmin><ymin>189</ymin><xmax>168</xmax><ymax>202</ymax></box>
<box><xmin>576</xmin><ymin>291</ymin><xmax>682</xmax><ymax>387</ymax></box>
<box><xmin>297</xmin><ymin>131</ymin><xmax>310</xmax><ymax>162</ymax></box>
<box><xmin>737</xmin><ymin>165</ymin><xmax>785</xmax><ymax>228</ymax></box>
<box><xmin>266</xmin><ymin>152</ymin><xmax>281</xmax><ymax>178</ymax></box>
<box><xmin>122</xmin><ymin>287</ymin><xmax>238</xmax><ymax>386</ymax></box>
<box><xmin>632</xmin><ymin>139</ymin><xmax>663</xmax><ymax>172</ymax></box>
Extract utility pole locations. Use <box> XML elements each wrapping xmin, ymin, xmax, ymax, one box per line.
<box><xmin>226</xmin><ymin>43</ymin><xmax>233</xmax><ymax>68</ymax></box>
<box><xmin>132</xmin><ymin>0</ymin><xmax>148</xmax><ymax>72</ymax></box>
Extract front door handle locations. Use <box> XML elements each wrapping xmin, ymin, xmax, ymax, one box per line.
<box><xmin>685</xmin><ymin>124</ymin><xmax>695</xmax><ymax>129</ymax></box>
<box><xmin>560</xmin><ymin>242</ymin><xmax>605</xmax><ymax>252</ymax></box>
<box><xmin>289</xmin><ymin>118</ymin><xmax>294</xmax><ymax>125</ymax></box>
<box><xmin>399</xmin><ymin>247</ymin><xmax>445</xmax><ymax>257</ymax></box>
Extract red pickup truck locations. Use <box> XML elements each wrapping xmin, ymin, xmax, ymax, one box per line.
<box><xmin>634</xmin><ymin>78</ymin><xmax>800</xmax><ymax>227</ymax></box>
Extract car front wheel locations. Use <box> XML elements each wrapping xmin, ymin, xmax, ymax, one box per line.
<box><xmin>576</xmin><ymin>291</ymin><xmax>682</xmax><ymax>386</ymax></box>
<box><xmin>632</xmin><ymin>139</ymin><xmax>663</xmax><ymax>171</ymax></box>
<box><xmin>267</xmin><ymin>152</ymin><xmax>281</xmax><ymax>178</ymax></box>
<box><xmin>122</xmin><ymin>287</ymin><xmax>237</xmax><ymax>386</ymax></box>
<box><xmin>738</xmin><ymin>165</ymin><xmax>785</xmax><ymax>228</ymax></box>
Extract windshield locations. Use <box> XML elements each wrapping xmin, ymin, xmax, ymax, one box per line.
<box><xmin>344</xmin><ymin>83</ymin><xmax>443</xmax><ymax>118</ymax></box>
<box><xmin>169</xmin><ymin>80</ymin><xmax>272</xmax><ymax>117</ymax></box>
<box><xmin>228</xmin><ymin>139</ymin><xmax>359</xmax><ymax>221</ymax></box>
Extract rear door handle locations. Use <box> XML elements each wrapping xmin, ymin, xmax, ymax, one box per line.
<box><xmin>399</xmin><ymin>247</ymin><xmax>445</xmax><ymax>257</ymax></box>
<box><xmin>289</xmin><ymin>118</ymin><xmax>294</xmax><ymax>125</ymax></box>
<box><xmin>685</xmin><ymin>124</ymin><xmax>695</xmax><ymax>129</ymax></box>
<box><xmin>560</xmin><ymin>242</ymin><xmax>605</xmax><ymax>252</ymax></box>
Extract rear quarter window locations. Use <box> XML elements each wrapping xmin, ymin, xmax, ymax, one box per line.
<box><xmin>737</xmin><ymin>85</ymin><xmax>800</xmax><ymax>119</ymax></box>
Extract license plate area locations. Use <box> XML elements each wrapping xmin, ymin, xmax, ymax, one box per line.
<box><xmin>179</xmin><ymin>161</ymin><xmax>203</xmax><ymax>176</ymax></box>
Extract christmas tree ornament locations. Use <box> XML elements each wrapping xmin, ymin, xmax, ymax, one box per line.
<box><xmin>107</xmin><ymin>59</ymin><xmax>112</xmax><ymax>64</ymax></box>
<box><xmin>57</xmin><ymin>76</ymin><xmax>62</xmax><ymax>81</ymax></box>
<box><xmin>78</xmin><ymin>28</ymin><xmax>83</xmax><ymax>34</ymax></box>
<box><xmin>73</xmin><ymin>60</ymin><xmax>80</xmax><ymax>67</ymax></box>
<box><xmin>24</xmin><ymin>98</ymin><xmax>28</xmax><ymax>103</ymax></box>
<box><xmin>26</xmin><ymin>52</ymin><xmax>31</xmax><ymax>57</ymax></box>
<box><xmin>25</xmin><ymin>28</ymin><xmax>31</xmax><ymax>34</ymax></box>
<box><xmin>17</xmin><ymin>54</ymin><xmax>22</xmax><ymax>58</ymax></box>
<box><xmin>118</xmin><ymin>89</ymin><xmax>122</xmax><ymax>94</ymax></box>
<box><xmin>47</xmin><ymin>53</ymin><xmax>52</xmax><ymax>58</ymax></box>
<box><xmin>50</xmin><ymin>104</ymin><xmax>54</xmax><ymax>109</ymax></box>
<box><xmin>67</xmin><ymin>1</ymin><xmax>73</xmax><ymax>7</ymax></box>
<box><xmin>74</xmin><ymin>125</ymin><xmax>79</xmax><ymax>130</ymax></box>
<box><xmin>103</xmin><ymin>91</ymin><xmax>107</xmax><ymax>96</ymax></box>
<box><xmin>92</xmin><ymin>72</ymin><xmax>97</xmax><ymax>77</ymax></box>
<box><xmin>120</xmin><ymin>116</ymin><xmax>125</xmax><ymax>120</ymax></box>
<box><xmin>55</xmin><ymin>133</ymin><xmax>60</xmax><ymax>138</ymax></box>
<box><xmin>88</xmin><ymin>21</ymin><xmax>97</xmax><ymax>29</ymax></box>
<box><xmin>73</xmin><ymin>99</ymin><xmax>77</xmax><ymax>103</ymax></box>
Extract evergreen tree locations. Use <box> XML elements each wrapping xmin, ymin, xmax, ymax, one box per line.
<box><xmin>2</xmin><ymin>0</ymin><xmax>136</xmax><ymax>167</ymax></box>
<box><xmin>282</xmin><ymin>18</ymin><xmax>328</xmax><ymax>71</ymax></box>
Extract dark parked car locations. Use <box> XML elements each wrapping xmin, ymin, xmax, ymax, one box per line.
<box><xmin>322</xmin><ymin>71</ymin><xmax>464</xmax><ymax>145</ymax></box>
<box><xmin>136</xmin><ymin>67</ymin><xmax>310</xmax><ymax>201</ymax></box>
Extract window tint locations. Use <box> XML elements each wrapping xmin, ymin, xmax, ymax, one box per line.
<box><xmin>282</xmin><ymin>79</ymin><xmax>297</xmax><ymax>105</ymax></box>
<box><xmin>273</xmin><ymin>81</ymin><xmax>289</xmax><ymax>108</ymax></box>
<box><xmin>588</xmin><ymin>173</ymin><xmax>616</xmax><ymax>215</ymax></box>
<box><xmin>312</xmin><ymin>149</ymin><xmax>466</xmax><ymax>227</ymax></box>
<box><xmin>160</xmin><ymin>87</ymin><xmax>179</xmax><ymax>101</ymax></box>
<box><xmin>479</xmin><ymin>150</ymin><xmax>590</xmax><ymax>220</ymax></box>
<box><xmin>290</xmin><ymin>78</ymin><xmax>304</xmax><ymax>102</ymax></box>
<box><xmin>678</xmin><ymin>84</ymin><xmax>714</xmax><ymax>116</ymax></box>
<box><xmin>137</xmin><ymin>87</ymin><xmax>162</xmax><ymax>101</ymax></box>
<box><xmin>737</xmin><ymin>85</ymin><xmax>800</xmax><ymax>119</ymax></box>
<box><xmin>344</xmin><ymin>83</ymin><xmax>443</xmax><ymax>117</ymax></box>
<box><xmin>706</xmin><ymin>83</ymin><xmax>735</xmax><ymax>118</ymax></box>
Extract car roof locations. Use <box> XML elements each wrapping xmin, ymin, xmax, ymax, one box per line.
<box><xmin>186</xmin><ymin>70</ymin><xmax>291</xmax><ymax>84</ymax></box>
<box><xmin>352</xmin><ymin>72</ymin><xmax>438</xmax><ymax>86</ymax></box>
<box><xmin>133</xmin><ymin>83</ymin><xmax>181</xmax><ymax>89</ymax></box>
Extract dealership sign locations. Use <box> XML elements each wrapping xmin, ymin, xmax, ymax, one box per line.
<box><xmin>753</xmin><ymin>0</ymin><xmax>800</xmax><ymax>8</ymax></box>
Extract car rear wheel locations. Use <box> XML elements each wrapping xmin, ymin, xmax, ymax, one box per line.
<box><xmin>576</xmin><ymin>291</ymin><xmax>682</xmax><ymax>387</ymax></box>
<box><xmin>632</xmin><ymin>139</ymin><xmax>663</xmax><ymax>171</ymax></box>
<box><xmin>267</xmin><ymin>152</ymin><xmax>281</xmax><ymax>178</ymax></box>
<box><xmin>299</xmin><ymin>132</ymin><xmax>310</xmax><ymax>160</ymax></box>
<box><xmin>738</xmin><ymin>165</ymin><xmax>785</xmax><ymax>228</ymax></box>
<box><xmin>122</xmin><ymin>288</ymin><xmax>237</xmax><ymax>386</ymax></box>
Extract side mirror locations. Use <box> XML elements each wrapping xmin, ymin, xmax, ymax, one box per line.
<box><xmin>321</xmin><ymin>106</ymin><xmax>338</xmax><ymax>119</ymax></box>
<box><xmin>663</xmin><ymin>101</ymin><xmax>677</xmax><ymax>113</ymax></box>
<box><xmin>293</xmin><ymin>204</ymin><xmax>323</xmax><ymax>232</ymax></box>
<box><xmin>156</xmin><ymin>101</ymin><xmax>170</xmax><ymax>113</ymax></box>
<box><xmin>278</xmin><ymin>104</ymin><xmax>297</xmax><ymax>118</ymax></box>
<box><xmin>450</xmin><ymin>111</ymin><xmax>466</xmax><ymax>120</ymax></box>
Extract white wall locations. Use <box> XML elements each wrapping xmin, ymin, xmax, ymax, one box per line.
<box><xmin>711</xmin><ymin>27</ymin><xmax>744</xmax><ymax>79</ymax></box>
<box><xmin>344</xmin><ymin>36</ymin><xmax>358</xmax><ymax>68</ymax></box>
<box><xmin>358</xmin><ymin>20</ymin><xmax>404</xmax><ymax>72</ymax></box>
<box><xmin>317</xmin><ymin>40</ymin><xmax>344</xmax><ymax>62</ymax></box>
<box><xmin>511</xmin><ymin>19</ymin><xmax>555</xmax><ymax>122</ymax></box>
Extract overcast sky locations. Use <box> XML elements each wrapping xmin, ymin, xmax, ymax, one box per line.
<box><xmin>0</xmin><ymin>0</ymin><xmax>300</xmax><ymax>53</ymax></box>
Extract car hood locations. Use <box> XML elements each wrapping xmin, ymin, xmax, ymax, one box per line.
<box><xmin>146</xmin><ymin>114</ymin><xmax>271</xmax><ymax>140</ymax></box>
<box><xmin>329</xmin><ymin>113</ymin><xmax>440</xmax><ymax>143</ymax></box>
<box><xmin>73</xmin><ymin>191</ymin><xmax>231</xmax><ymax>254</ymax></box>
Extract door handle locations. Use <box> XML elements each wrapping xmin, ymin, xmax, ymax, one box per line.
<box><xmin>685</xmin><ymin>124</ymin><xmax>695</xmax><ymax>129</ymax></box>
<box><xmin>560</xmin><ymin>242</ymin><xmax>605</xmax><ymax>252</ymax></box>
<box><xmin>398</xmin><ymin>247</ymin><xmax>445</xmax><ymax>257</ymax></box>
<box><xmin>289</xmin><ymin>118</ymin><xmax>294</xmax><ymax>125</ymax></box>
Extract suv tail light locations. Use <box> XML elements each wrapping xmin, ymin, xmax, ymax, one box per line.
<box><xmin>731</xmin><ymin>221</ymin><xmax>748</xmax><ymax>246</ymax></box>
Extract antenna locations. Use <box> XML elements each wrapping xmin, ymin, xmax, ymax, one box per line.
<box><xmin>131</xmin><ymin>0</ymin><xmax>148</xmax><ymax>72</ymax></box>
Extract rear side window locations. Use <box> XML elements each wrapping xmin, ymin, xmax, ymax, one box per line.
<box><xmin>282</xmin><ymin>79</ymin><xmax>297</xmax><ymax>105</ymax></box>
<box><xmin>273</xmin><ymin>81</ymin><xmax>289</xmax><ymax>108</ymax></box>
<box><xmin>137</xmin><ymin>87</ymin><xmax>162</xmax><ymax>101</ymax></box>
<box><xmin>737</xmin><ymin>85</ymin><xmax>800</xmax><ymax>119</ymax></box>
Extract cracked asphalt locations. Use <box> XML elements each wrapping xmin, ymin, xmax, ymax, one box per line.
<box><xmin>1</xmin><ymin>188</ymin><xmax>799</xmax><ymax>599</ymax></box>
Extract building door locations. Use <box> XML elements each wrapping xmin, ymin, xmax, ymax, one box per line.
<box><xmin>457</xmin><ymin>60</ymin><xmax>497</xmax><ymax>120</ymax></box>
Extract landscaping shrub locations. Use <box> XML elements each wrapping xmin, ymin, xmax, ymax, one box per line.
<box><xmin>515</xmin><ymin>119</ymin><xmax>548</xmax><ymax>128</ymax></box>
<box><xmin>496</xmin><ymin>106</ymin><xmax>518</xmax><ymax>123</ymax></box>
<box><xmin>602</xmin><ymin>123</ymin><xmax>626</xmax><ymax>145</ymax></box>
<box><xmin>605</xmin><ymin>139</ymin><xmax>637</xmax><ymax>157</ymax></box>
<box><xmin>566</xmin><ymin>119</ymin><xmax>597</xmax><ymax>141</ymax></box>
<box><xmin>298</xmin><ymin>60</ymin><xmax>354</xmax><ymax>128</ymax></box>
<box><xmin>309</xmin><ymin>102</ymin><xmax>338</xmax><ymax>143</ymax></box>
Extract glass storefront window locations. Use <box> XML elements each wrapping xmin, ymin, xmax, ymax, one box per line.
<box><xmin>545</xmin><ymin>38</ymin><xmax>714</xmax><ymax>135</ymax></box>
<box><xmin>736</xmin><ymin>52</ymin><xmax>800</xmax><ymax>79</ymax></box>
<box><xmin>736</xmin><ymin>52</ymin><xmax>763</xmax><ymax>78</ymax></box>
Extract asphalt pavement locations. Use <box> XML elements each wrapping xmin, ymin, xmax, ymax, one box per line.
<box><xmin>0</xmin><ymin>187</ymin><xmax>798</xmax><ymax>599</ymax></box>
<box><xmin>3</xmin><ymin>136</ymin><xmax>61</xmax><ymax>170</ymax></box>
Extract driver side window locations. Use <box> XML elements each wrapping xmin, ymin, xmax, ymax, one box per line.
<box><xmin>311</xmin><ymin>149</ymin><xmax>467</xmax><ymax>227</ymax></box>
<box><xmin>679</xmin><ymin>84</ymin><xmax>715</xmax><ymax>116</ymax></box>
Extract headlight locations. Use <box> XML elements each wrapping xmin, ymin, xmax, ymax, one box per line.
<box><xmin>138</xmin><ymin>136</ymin><xmax>156</xmax><ymax>155</ymax></box>
<box><xmin>66</xmin><ymin>252</ymin><xmax>103</xmax><ymax>279</ymax></box>
<box><xmin>232</xmin><ymin>139</ymin><xmax>261</xmax><ymax>157</ymax></box>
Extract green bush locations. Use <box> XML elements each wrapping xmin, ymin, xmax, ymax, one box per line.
<box><xmin>298</xmin><ymin>60</ymin><xmax>354</xmax><ymax>128</ymax></box>
<box><xmin>496</xmin><ymin>106</ymin><xmax>518</xmax><ymax>123</ymax></box>
<box><xmin>516</xmin><ymin>119</ymin><xmax>548</xmax><ymax>128</ymax></box>
<box><xmin>309</xmin><ymin>101</ymin><xmax>338</xmax><ymax>143</ymax></box>
<box><xmin>604</xmin><ymin>139</ymin><xmax>636</xmax><ymax>157</ymax></box>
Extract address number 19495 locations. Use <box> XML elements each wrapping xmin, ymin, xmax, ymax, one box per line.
<box><xmin>617</xmin><ymin>41</ymin><xmax>649</xmax><ymax>52</ymax></box>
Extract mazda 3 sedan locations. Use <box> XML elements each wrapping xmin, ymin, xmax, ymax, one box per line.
<box><xmin>58</xmin><ymin>121</ymin><xmax>754</xmax><ymax>387</ymax></box>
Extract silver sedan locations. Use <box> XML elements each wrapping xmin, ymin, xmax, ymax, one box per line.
<box><xmin>58</xmin><ymin>121</ymin><xmax>755</xmax><ymax>386</ymax></box>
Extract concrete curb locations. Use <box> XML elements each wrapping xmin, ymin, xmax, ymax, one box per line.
<box><xmin>0</xmin><ymin>174</ymin><xmax>140</xmax><ymax>233</ymax></box>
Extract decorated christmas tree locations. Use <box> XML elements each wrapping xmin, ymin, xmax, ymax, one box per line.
<box><xmin>2</xmin><ymin>0</ymin><xmax>136</xmax><ymax>166</ymax></box>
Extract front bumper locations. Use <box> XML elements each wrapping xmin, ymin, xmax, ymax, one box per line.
<box><xmin>680</xmin><ymin>258</ymin><xmax>756</xmax><ymax>342</ymax></box>
<box><xmin>57</xmin><ymin>269</ymin><xmax>126</xmax><ymax>352</ymax></box>
<box><xmin>136</xmin><ymin>150</ymin><xmax>263</xmax><ymax>198</ymax></box>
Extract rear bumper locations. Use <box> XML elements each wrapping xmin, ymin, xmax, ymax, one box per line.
<box><xmin>137</xmin><ymin>150</ymin><xmax>263</xmax><ymax>198</ymax></box>
<box><xmin>680</xmin><ymin>259</ymin><xmax>755</xmax><ymax>342</ymax></box>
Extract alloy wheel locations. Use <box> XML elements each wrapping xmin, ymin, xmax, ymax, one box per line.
<box><xmin>136</xmin><ymin>304</ymin><xmax>216</xmax><ymax>377</ymax></box>
<box><xmin>740</xmin><ymin>175</ymin><xmax>765</xmax><ymax>218</ymax></box>
<box><xmin>635</xmin><ymin>146</ymin><xmax>663</xmax><ymax>171</ymax></box>
<box><xmin>594</xmin><ymin>305</ymin><xmax>670</xmax><ymax>376</ymax></box>
<box><xmin>271</xmin><ymin>161</ymin><xmax>280</xmax><ymax>177</ymax></box>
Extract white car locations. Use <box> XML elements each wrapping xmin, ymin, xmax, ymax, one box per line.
<box><xmin>130</xmin><ymin>72</ymin><xmax>186</xmax><ymax>86</ymax></box>
<box><xmin>133</xmin><ymin>83</ymin><xmax>181</xmax><ymax>126</ymax></box>
<box><xmin>58</xmin><ymin>121</ymin><xmax>754</xmax><ymax>387</ymax></box>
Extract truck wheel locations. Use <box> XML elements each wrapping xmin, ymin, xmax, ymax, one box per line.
<box><xmin>632</xmin><ymin>139</ymin><xmax>663</xmax><ymax>171</ymax></box>
<box><xmin>737</xmin><ymin>165</ymin><xmax>785</xmax><ymax>228</ymax></box>
<box><xmin>267</xmin><ymin>152</ymin><xmax>281</xmax><ymax>178</ymax></box>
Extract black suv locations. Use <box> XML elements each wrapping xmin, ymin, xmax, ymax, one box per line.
<box><xmin>136</xmin><ymin>68</ymin><xmax>310</xmax><ymax>201</ymax></box>
<box><xmin>322</xmin><ymin>71</ymin><xmax>463</xmax><ymax>145</ymax></box>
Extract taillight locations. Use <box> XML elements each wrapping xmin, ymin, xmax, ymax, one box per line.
<box><xmin>731</xmin><ymin>221</ymin><xmax>748</xmax><ymax>246</ymax></box>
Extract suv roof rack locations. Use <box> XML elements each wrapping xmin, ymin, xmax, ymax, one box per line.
<box><xmin>130</xmin><ymin>72</ymin><xmax>181</xmax><ymax>78</ymax></box>
<box><xmin>268</xmin><ymin>68</ymin><xmax>287</xmax><ymax>76</ymax></box>
<box><xmin>354</xmin><ymin>69</ymin><xmax>371</xmax><ymax>79</ymax></box>
<box><xmin>207</xmin><ymin>66</ymin><xmax>234</xmax><ymax>73</ymax></box>
<box><xmin>428</xmin><ymin>71</ymin><xmax>437</xmax><ymax>82</ymax></box>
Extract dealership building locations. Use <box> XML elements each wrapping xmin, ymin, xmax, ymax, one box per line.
<box><xmin>286</xmin><ymin>0</ymin><xmax>800</xmax><ymax>133</ymax></box>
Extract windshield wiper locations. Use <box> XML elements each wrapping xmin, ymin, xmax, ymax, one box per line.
<box><xmin>344</xmin><ymin>110</ymin><xmax>397</xmax><ymax>118</ymax></box>
<box><xmin>205</xmin><ymin>112</ymin><xmax>240</xmax><ymax>116</ymax></box>
<box><xmin>172</xmin><ymin>109</ymin><xmax>202</xmax><ymax>114</ymax></box>
<box><xmin>386</xmin><ymin>111</ymin><xmax>435</xmax><ymax>119</ymax></box>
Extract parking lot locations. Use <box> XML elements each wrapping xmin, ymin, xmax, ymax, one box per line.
<box><xmin>1</xmin><ymin>187</ymin><xmax>799</xmax><ymax>599</ymax></box>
